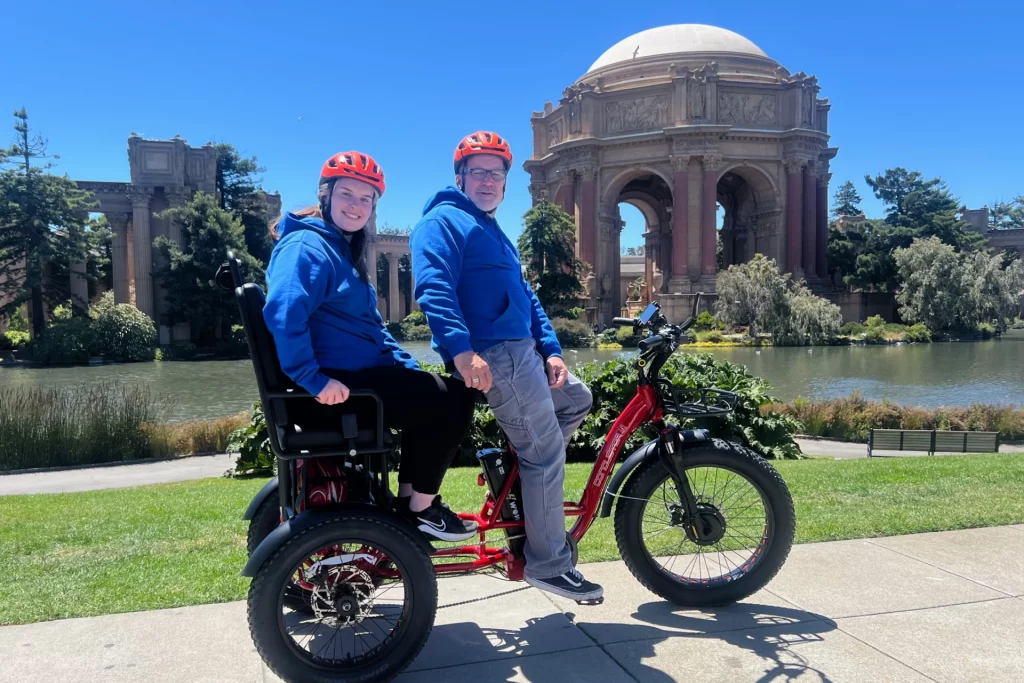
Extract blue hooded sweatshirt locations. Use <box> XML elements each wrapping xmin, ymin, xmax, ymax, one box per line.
<box><xmin>263</xmin><ymin>213</ymin><xmax>418</xmax><ymax>396</ymax></box>
<box><xmin>410</xmin><ymin>186</ymin><xmax>561</xmax><ymax>364</ymax></box>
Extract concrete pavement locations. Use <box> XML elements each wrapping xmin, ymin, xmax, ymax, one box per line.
<box><xmin>2</xmin><ymin>525</ymin><xmax>1022</xmax><ymax>682</ymax></box>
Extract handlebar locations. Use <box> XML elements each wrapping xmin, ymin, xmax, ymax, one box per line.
<box><xmin>612</xmin><ymin>317</ymin><xmax>635</xmax><ymax>328</ymax></box>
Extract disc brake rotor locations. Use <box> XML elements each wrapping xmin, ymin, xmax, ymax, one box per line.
<box><xmin>308</xmin><ymin>565</ymin><xmax>375</xmax><ymax>627</ymax></box>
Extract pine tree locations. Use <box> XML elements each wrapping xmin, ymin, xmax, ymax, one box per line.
<box><xmin>0</xmin><ymin>109</ymin><xmax>96</xmax><ymax>336</ymax></box>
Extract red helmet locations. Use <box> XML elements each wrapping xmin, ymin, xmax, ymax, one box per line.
<box><xmin>453</xmin><ymin>131</ymin><xmax>513</xmax><ymax>173</ymax></box>
<box><xmin>320</xmin><ymin>151</ymin><xmax>386</xmax><ymax>197</ymax></box>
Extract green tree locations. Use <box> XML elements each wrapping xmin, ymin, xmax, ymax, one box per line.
<box><xmin>517</xmin><ymin>199</ymin><xmax>586</xmax><ymax>318</ymax></box>
<box><xmin>865</xmin><ymin>168</ymin><xmax>926</xmax><ymax>226</ymax></box>
<box><xmin>990</xmin><ymin>196</ymin><xmax>1024</xmax><ymax>230</ymax></box>
<box><xmin>716</xmin><ymin>254</ymin><xmax>841</xmax><ymax>345</ymax></box>
<box><xmin>831</xmin><ymin>180</ymin><xmax>863</xmax><ymax>218</ymax></box>
<box><xmin>154</xmin><ymin>191</ymin><xmax>263</xmax><ymax>343</ymax></box>
<box><xmin>214</xmin><ymin>143</ymin><xmax>273</xmax><ymax>265</ymax></box>
<box><xmin>0</xmin><ymin>109</ymin><xmax>96</xmax><ymax>336</ymax></box>
<box><xmin>892</xmin><ymin>236</ymin><xmax>1021</xmax><ymax>331</ymax></box>
<box><xmin>714</xmin><ymin>254</ymin><xmax>792</xmax><ymax>339</ymax></box>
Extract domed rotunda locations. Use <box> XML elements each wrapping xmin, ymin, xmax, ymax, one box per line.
<box><xmin>523</xmin><ymin>24</ymin><xmax>837</xmax><ymax>325</ymax></box>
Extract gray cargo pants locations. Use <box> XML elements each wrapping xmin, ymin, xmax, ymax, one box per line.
<box><xmin>475</xmin><ymin>338</ymin><xmax>593</xmax><ymax>579</ymax></box>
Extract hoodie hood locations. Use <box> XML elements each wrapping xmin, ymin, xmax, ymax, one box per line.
<box><xmin>421</xmin><ymin>186</ymin><xmax>491</xmax><ymax>220</ymax></box>
<box><xmin>276</xmin><ymin>213</ymin><xmax>351</xmax><ymax>250</ymax></box>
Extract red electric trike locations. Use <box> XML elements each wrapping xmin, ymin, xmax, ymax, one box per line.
<box><xmin>218</xmin><ymin>253</ymin><xmax>795</xmax><ymax>683</ymax></box>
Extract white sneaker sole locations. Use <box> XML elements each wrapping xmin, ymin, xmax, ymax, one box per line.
<box><xmin>417</xmin><ymin>524</ymin><xmax>479</xmax><ymax>543</ymax></box>
<box><xmin>525</xmin><ymin>575</ymin><xmax>604</xmax><ymax>602</ymax></box>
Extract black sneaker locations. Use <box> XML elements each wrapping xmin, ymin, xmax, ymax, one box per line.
<box><xmin>526</xmin><ymin>568</ymin><xmax>604</xmax><ymax>603</ymax></box>
<box><xmin>410</xmin><ymin>495</ymin><xmax>479</xmax><ymax>542</ymax></box>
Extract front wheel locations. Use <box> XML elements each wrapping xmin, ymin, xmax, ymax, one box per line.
<box><xmin>614</xmin><ymin>439</ymin><xmax>795</xmax><ymax>608</ymax></box>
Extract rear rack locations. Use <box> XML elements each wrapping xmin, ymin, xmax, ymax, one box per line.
<box><xmin>658</xmin><ymin>381</ymin><xmax>739</xmax><ymax>417</ymax></box>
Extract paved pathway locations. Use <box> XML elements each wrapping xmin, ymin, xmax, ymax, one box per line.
<box><xmin>2</xmin><ymin>525</ymin><xmax>1022</xmax><ymax>682</ymax></box>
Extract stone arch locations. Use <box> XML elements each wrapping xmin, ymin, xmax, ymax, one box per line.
<box><xmin>715</xmin><ymin>162</ymin><xmax>782</xmax><ymax>268</ymax></box>
<box><xmin>600</xmin><ymin>165</ymin><xmax>674</xmax><ymax>206</ymax></box>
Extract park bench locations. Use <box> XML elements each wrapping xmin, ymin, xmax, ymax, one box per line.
<box><xmin>867</xmin><ymin>429</ymin><xmax>1000</xmax><ymax>457</ymax></box>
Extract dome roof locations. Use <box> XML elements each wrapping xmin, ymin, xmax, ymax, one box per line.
<box><xmin>586</xmin><ymin>24</ymin><xmax>769</xmax><ymax>73</ymax></box>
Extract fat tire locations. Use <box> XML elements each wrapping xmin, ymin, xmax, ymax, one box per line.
<box><xmin>614</xmin><ymin>438</ymin><xmax>795</xmax><ymax>608</ymax></box>
<box><xmin>248</xmin><ymin>512</ymin><xmax>437</xmax><ymax>683</ymax></box>
<box><xmin>247</xmin><ymin>493</ymin><xmax>281</xmax><ymax>555</ymax></box>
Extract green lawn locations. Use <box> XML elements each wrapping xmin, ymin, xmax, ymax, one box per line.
<box><xmin>2</xmin><ymin>453</ymin><xmax>1023</xmax><ymax>626</ymax></box>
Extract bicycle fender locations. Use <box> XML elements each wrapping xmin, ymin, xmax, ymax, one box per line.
<box><xmin>599</xmin><ymin>440</ymin><xmax>659</xmax><ymax>519</ymax></box>
<box><xmin>242</xmin><ymin>477</ymin><xmax>279</xmax><ymax>521</ymax></box>
<box><xmin>598</xmin><ymin>429</ymin><xmax>711</xmax><ymax>519</ymax></box>
<box><xmin>240</xmin><ymin>504</ymin><xmax>435</xmax><ymax>577</ymax></box>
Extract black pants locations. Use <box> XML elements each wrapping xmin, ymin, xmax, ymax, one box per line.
<box><xmin>320</xmin><ymin>365</ymin><xmax>476</xmax><ymax>495</ymax></box>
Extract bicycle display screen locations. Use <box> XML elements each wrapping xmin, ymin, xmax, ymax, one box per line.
<box><xmin>638</xmin><ymin>303</ymin><xmax>658</xmax><ymax>325</ymax></box>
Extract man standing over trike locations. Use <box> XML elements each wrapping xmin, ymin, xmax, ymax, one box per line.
<box><xmin>410</xmin><ymin>131</ymin><xmax>603</xmax><ymax>602</ymax></box>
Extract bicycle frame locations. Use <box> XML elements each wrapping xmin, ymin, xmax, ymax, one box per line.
<box><xmin>430</xmin><ymin>384</ymin><xmax>663</xmax><ymax>580</ymax></box>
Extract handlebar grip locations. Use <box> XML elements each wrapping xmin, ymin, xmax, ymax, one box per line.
<box><xmin>612</xmin><ymin>317</ymin><xmax>635</xmax><ymax>327</ymax></box>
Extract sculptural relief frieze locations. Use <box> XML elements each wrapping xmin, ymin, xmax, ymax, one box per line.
<box><xmin>605</xmin><ymin>95</ymin><xmax>669</xmax><ymax>134</ymax></box>
<box><xmin>718</xmin><ymin>93</ymin><xmax>776</xmax><ymax>125</ymax></box>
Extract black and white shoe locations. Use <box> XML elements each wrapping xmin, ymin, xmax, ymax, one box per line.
<box><xmin>526</xmin><ymin>568</ymin><xmax>604</xmax><ymax>603</ymax></box>
<box><xmin>410</xmin><ymin>495</ymin><xmax>479</xmax><ymax>542</ymax></box>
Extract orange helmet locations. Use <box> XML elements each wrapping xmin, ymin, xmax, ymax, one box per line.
<box><xmin>320</xmin><ymin>151</ymin><xmax>386</xmax><ymax>197</ymax></box>
<box><xmin>453</xmin><ymin>131</ymin><xmax>513</xmax><ymax>173</ymax></box>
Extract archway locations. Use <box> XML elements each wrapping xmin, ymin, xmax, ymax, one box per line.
<box><xmin>715</xmin><ymin>164</ymin><xmax>780</xmax><ymax>270</ymax></box>
<box><xmin>602</xmin><ymin>171</ymin><xmax>673</xmax><ymax>323</ymax></box>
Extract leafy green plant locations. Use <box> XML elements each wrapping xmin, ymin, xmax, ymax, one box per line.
<box><xmin>227</xmin><ymin>401</ymin><xmax>274</xmax><ymax>476</ymax></box>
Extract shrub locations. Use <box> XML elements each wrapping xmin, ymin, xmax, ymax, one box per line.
<box><xmin>31</xmin><ymin>314</ymin><xmax>93</xmax><ymax>365</ymax></box>
<box><xmin>864</xmin><ymin>326</ymin><xmax>888</xmax><ymax>344</ymax></box>
<box><xmin>90</xmin><ymin>302</ymin><xmax>157</xmax><ymax>361</ymax></box>
<box><xmin>774</xmin><ymin>391</ymin><xmax>1024</xmax><ymax>442</ymax></box>
<box><xmin>840</xmin><ymin>322</ymin><xmax>866</xmax><ymax>336</ymax></box>
<box><xmin>977</xmin><ymin>322</ymin><xmax>997</xmax><ymax>339</ymax></box>
<box><xmin>551</xmin><ymin>317</ymin><xmax>594</xmax><ymax>348</ymax></box>
<box><xmin>402</xmin><ymin>325</ymin><xmax>433</xmax><ymax>342</ymax></box>
<box><xmin>227</xmin><ymin>401</ymin><xmax>274</xmax><ymax>476</ymax></box>
<box><xmin>694</xmin><ymin>311</ymin><xmax>723</xmax><ymax>332</ymax></box>
<box><xmin>386</xmin><ymin>321</ymin><xmax>403</xmax><ymax>340</ymax></box>
<box><xmin>1</xmin><ymin>330</ymin><xmax>30</xmax><ymax>351</ymax></box>
<box><xmin>695</xmin><ymin>329</ymin><xmax>725</xmax><ymax>343</ymax></box>
<box><xmin>400</xmin><ymin>312</ymin><xmax>432</xmax><ymax>342</ymax></box>
<box><xmin>903</xmin><ymin>323</ymin><xmax>933</xmax><ymax>343</ymax></box>
<box><xmin>161</xmin><ymin>341</ymin><xmax>198</xmax><ymax>361</ymax></box>
<box><xmin>866</xmin><ymin>315</ymin><xmax>885</xmax><ymax>329</ymax></box>
<box><xmin>615</xmin><ymin>325</ymin><xmax>641</xmax><ymax>347</ymax></box>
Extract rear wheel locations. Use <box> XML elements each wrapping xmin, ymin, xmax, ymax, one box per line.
<box><xmin>247</xmin><ymin>493</ymin><xmax>281</xmax><ymax>555</ymax></box>
<box><xmin>248</xmin><ymin>512</ymin><xmax>437</xmax><ymax>683</ymax></box>
<box><xmin>614</xmin><ymin>439</ymin><xmax>795</xmax><ymax>607</ymax></box>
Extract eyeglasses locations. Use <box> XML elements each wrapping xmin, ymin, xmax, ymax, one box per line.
<box><xmin>464</xmin><ymin>168</ymin><xmax>507</xmax><ymax>181</ymax></box>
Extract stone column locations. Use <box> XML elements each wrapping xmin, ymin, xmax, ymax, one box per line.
<box><xmin>643</xmin><ymin>231</ymin><xmax>654</xmax><ymax>303</ymax></box>
<box><xmin>700</xmin><ymin>156</ymin><xmax>721</xmax><ymax>277</ymax></box>
<box><xmin>165</xmin><ymin>187</ymin><xmax>192</xmax><ymax>341</ymax></box>
<box><xmin>560</xmin><ymin>172</ymin><xmax>575</xmax><ymax>219</ymax></box>
<box><xmin>129</xmin><ymin>186</ymin><xmax>155</xmax><ymax>318</ymax></box>
<box><xmin>578</xmin><ymin>167</ymin><xmax>597</xmax><ymax>268</ymax></box>
<box><xmin>784</xmin><ymin>159</ymin><xmax>805</xmax><ymax>276</ymax></box>
<box><xmin>817</xmin><ymin>173</ymin><xmax>831</xmax><ymax>281</ymax></box>
<box><xmin>802</xmin><ymin>161</ymin><xmax>818</xmax><ymax>279</ymax></box>
<box><xmin>388</xmin><ymin>252</ymin><xmax>400</xmax><ymax>322</ymax></box>
<box><xmin>670</xmin><ymin>155</ymin><xmax>690</xmax><ymax>284</ymax></box>
<box><xmin>108</xmin><ymin>212</ymin><xmax>130</xmax><ymax>304</ymax></box>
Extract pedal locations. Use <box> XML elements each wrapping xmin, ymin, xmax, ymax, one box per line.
<box><xmin>575</xmin><ymin>597</ymin><xmax>604</xmax><ymax>606</ymax></box>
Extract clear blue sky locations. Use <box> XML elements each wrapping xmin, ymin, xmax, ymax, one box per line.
<box><xmin>3</xmin><ymin>0</ymin><xmax>1021</xmax><ymax>249</ymax></box>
